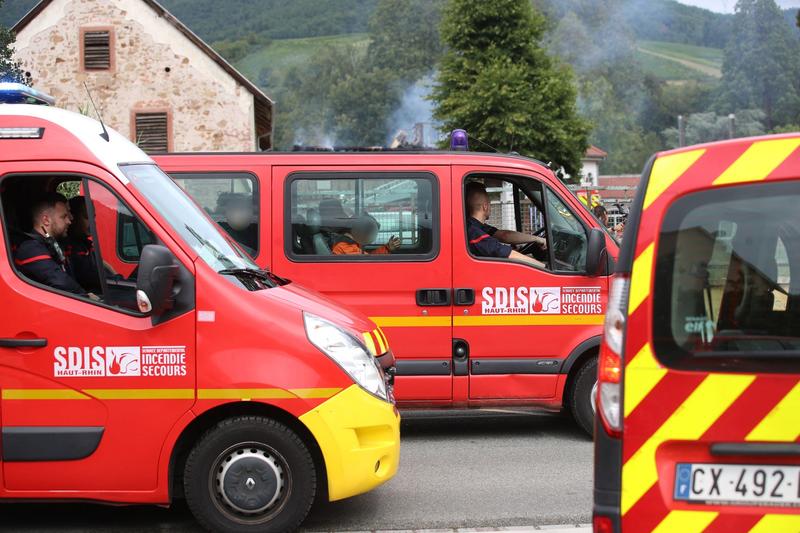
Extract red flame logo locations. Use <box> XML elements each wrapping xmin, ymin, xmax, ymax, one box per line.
<box><xmin>108</xmin><ymin>354</ymin><xmax>121</xmax><ymax>375</ymax></box>
<box><xmin>531</xmin><ymin>291</ymin><xmax>543</xmax><ymax>313</ymax></box>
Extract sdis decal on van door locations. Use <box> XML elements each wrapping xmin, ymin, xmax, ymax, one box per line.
<box><xmin>54</xmin><ymin>345</ymin><xmax>188</xmax><ymax>377</ymax></box>
<box><xmin>481</xmin><ymin>286</ymin><xmax>603</xmax><ymax>315</ymax></box>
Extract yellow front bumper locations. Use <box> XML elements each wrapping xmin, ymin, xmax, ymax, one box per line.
<box><xmin>299</xmin><ymin>384</ymin><xmax>400</xmax><ymax>501</ymax></box>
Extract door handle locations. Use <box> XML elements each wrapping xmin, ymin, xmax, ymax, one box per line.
<box><xmin>416</xmin><ymin>288</ymin><xmax>450</xmax><ymax>306</ymax></box>
<box><xmin>454</xmin><ymin>288</ymin><xmax>475</xmax><ymax>306</ymax></box>
<box><xmin>0</xmin><ymin>338</ymin><xmax>47</xmax><ymax>348</ymax></box>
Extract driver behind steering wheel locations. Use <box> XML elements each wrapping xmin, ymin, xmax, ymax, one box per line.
<box><xmin>465</xmin><ymin>182</ymin><xmax>546</xmax><ymax>268</ymax></box>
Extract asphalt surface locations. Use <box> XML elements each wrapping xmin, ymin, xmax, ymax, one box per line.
<box><xmin>0</xmin><ymin>410</ymin><xmax>593</xmax><ymax>532</ymax></box>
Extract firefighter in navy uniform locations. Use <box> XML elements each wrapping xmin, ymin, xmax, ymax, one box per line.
<box><xmin>466</xmin><ymin>182</ymin><xmax>547</xmax><ymax>268</ymax></box>
<box><xmin>62</xmin><ymin>196</ymin><xmax>104</xmax><ymax>293</ymax></box>
<box><xmin>13</xmin><ymin>192</ymin><xmax>97</xmax><ymax>299</ymax></box>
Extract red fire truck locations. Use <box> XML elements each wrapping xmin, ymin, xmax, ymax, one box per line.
<box><xmin>593</xmin><ymin>134</ymin><xmax>800</xmax><ymax>533</ymax></box>
<box><xmin>0</xmin><ymin>101</ymin><xmax>399</xmax><ymax>532</ymax></box>
<box><xmin>155</xmin><ymin>144</ymin><xmax>619</xmax><ymax>435</ymax></box>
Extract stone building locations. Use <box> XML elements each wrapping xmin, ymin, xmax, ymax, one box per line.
<box><xmin>12</xmin><ymin>0</ymin><xmax>273</xmax><ymax>153</ymax></box>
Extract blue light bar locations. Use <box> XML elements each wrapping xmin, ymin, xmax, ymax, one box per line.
<box><xmin>450</xmin><ymin>129</ymin><xmax>468</xmax><ymax>151</ymax></box>
<box><xmin>0</xmin><ymin>83</ymin><xmax>55</xmax><ymax>106</ymax></box>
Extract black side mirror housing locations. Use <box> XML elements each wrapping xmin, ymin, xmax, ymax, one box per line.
<box><xmin>137</xmin><ymin>244</ymin><xmax>180</xmax><ymax>316</ymax></box>
<box><xmin>586</xmin><ymin>228</ymin><xmax>608</xmax><ymax>277</ymax></box>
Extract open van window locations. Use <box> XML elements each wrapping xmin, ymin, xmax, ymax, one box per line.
<box><xmin>652</xmin><ymin>181</ymin><xmax>800</xmax><ymax>372</ymax></box>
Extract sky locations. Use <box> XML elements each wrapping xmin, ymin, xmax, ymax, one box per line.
<box><xmin>678</xmin><ymin>0</ymin><xmax>800</xmax><ymax>12</ymax></box>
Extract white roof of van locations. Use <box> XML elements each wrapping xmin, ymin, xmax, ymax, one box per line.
<box><xmin>0</xmin><ymin>104</ymin><xmax>152</xmax><ymax>184</ymax></box>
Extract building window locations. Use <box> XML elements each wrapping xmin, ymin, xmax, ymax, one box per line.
<box><xmin>133</xmin><ymin>112</ymin><xmax>170</xmax><ymax>153</ymax></box>
<box><xmin>82</xmin><ymin>29</ymin><xmax>112</xmax><ymax>70</ymax></box>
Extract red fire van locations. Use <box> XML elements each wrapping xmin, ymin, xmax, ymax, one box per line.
<box><xmin>0</xmin><ymin>104</ymin><xmax>399</xmax><ymax>532</ymax></box>
<box><xmin>593</xmin><ymin>134</ymin><xmax>800</xmax><ymax>533</ymax></box>
<box><xmin>155</xmin><ymin>148</ymin><xmax>619</xmax><ymax>434</ymax></box>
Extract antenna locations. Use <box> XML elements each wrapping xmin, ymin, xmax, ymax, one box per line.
<box><xmin>83</xmin><ymin>81</ymin><xmax>110</xmax><ymax>142</ymax></box>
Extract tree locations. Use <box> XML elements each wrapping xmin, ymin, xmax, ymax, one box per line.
<box><xmin>0</xmin><ymin>0</ymin><xmax>31</xmax><ymax>84</ymax></box>
<box><xmin>431</xmin><ymin>0</ymin><xmax>589</xmax><ymax>175</ymax></box>
<box><xmin>662</xmin><ymin>109</ymin><xmax>766</xmax><ymax>148</ymax></box>
<box><xmin>717</xmin><ymin>0</ymin><xmax>800</xmax><ymax>130</ymax></box>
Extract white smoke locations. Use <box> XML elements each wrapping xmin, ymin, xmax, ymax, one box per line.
<box><xmin>387</xmin><ymin>74</ymin><xmax>443</xmax><ymax>147</ymax></box>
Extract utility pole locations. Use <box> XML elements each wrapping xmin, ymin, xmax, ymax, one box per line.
<box><xmin>728</xmin><ymin>113</ymin><xmax>736</xmax><ymax>139</ymax></box>
<box><xmin>678</xmin><ymin>115</ymin><xmax>686</xmax><ymax>147</ymax></box>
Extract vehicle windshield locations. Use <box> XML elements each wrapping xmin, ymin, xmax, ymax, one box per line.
<box><xmin>119</xmin><ymin>164</ymin><xmax>261</xmax><ymax>273</ymax></box>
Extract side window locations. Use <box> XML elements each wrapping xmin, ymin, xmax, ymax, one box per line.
<box><xmin>464</xmin><ymin>175</ymin><xmax>588</xmax><ymax>273</ymax></box>
<box><xmin>653</xmin><ymin>181</ymin><xmax>800</xmax><ymax>372</ymax></box>
<box><xmin>0</xmin><ymin>174</ymin><xmax>156</xmax><ymax>314</ymax></box>
<box><xmin>171</xmin><ymin>173</ymin><xmax>259</xmax><ymax>257</ymax></box>
<box><xmin>118</xmin><ymin>210</ymin><xmax>156</xmax><ymax>261</ymax></box>
<box><xmin>287</xmin><ymin>173</ymin><xmax>437</xmax><ymax>260</ymax></box>
<box><xmin>545</xmin><ymin>189</ymin><xmax>588</xmax><ymax>272</ymax></box>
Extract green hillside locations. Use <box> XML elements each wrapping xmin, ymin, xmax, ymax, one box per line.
<box><xmin>237</xmin><ymin>33</ymin><xmax>370</xmax><ymax>90</ymax></box>
<box><xmin>636</xmin><ymin>40</ymin><xmax>723</xmax><ymax>80</ymax></box>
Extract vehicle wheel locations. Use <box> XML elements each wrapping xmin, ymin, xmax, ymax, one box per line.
<box><xmin>184</xmin><ymin>416</ymin><xmax>316</xmax><ymax>533</ymax></box>
<box><xmin>570</xmin><ymin>357</ymin><xmax>598</xmax><ymax>438</ymax></box>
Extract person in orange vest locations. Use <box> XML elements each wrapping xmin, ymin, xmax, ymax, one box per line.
<box><xmin>332</xmin><ymin>214</ymin><xmax>400</xmax><ymax>255</ymax></box>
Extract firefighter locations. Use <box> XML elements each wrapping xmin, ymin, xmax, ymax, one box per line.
<box><xmin>62</xmin><ymin>196</ymin><xmax>104</xmax><ymax>293</ymax></box>
<box><xmin>332</xmin><ymin>214</ymin><xmax>400</xmax><ymax>255</ymax></box>
<box><xmin>218</xmin><ymin>193</ymin><xmax>258</xmax><ymax>255</ymax></box>
<box><xmin>466</xmin><ymin>183</ymin><xmax>546</xmax><ymax>268</ymax></box>
<box><xmin>13</xmin><ymin>192</ymin><xmax>96</xmax><ymax>299</ymax></box>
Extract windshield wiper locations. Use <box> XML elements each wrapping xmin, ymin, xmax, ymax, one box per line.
<box><xmin>218</xmin><ymin>267</ymin><xmax>286</xmax><ymax>287</ymax></box>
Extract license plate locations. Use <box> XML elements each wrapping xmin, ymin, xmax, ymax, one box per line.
<box><xmin>675</xmin><ymin>463</ymin><xmax>800</xmax><ymax>507</ymax></box>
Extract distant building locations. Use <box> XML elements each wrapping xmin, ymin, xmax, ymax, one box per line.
<box><xmin>598</xmin><ymin>174</ymin><xmax>640</xmax><ymax>226</ymax></box>
<box><xmin>579</xmin><ymin>145</ymin><xmax>607</xmax><ymax>187</ymax></box>
<box><xmin>12</xmin><ymin>0</ymin><xmax>273</xmax><ymax>153</ymax></box>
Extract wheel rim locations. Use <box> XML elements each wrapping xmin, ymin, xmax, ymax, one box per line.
<box><xmin>209</xmin><ymin>441</ymin><xmax>291</xmax><ymax>525</ymax></box>
<box><xmin>590</xmin><ymin>380</ymin><xmax>598</xmax><ymax>415</ymax></box>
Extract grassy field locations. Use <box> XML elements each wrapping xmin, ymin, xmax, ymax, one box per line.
<box><xmin>236</xmin><ymin>33</ymin><xmax>370</xmax><ymax>89</ymax></box>
<box><xmin>636</xmin><ymin>40</ymin><xmax>723</xmax><ymax>80</ymax></box>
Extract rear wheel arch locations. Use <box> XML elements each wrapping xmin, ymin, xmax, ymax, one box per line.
<box><xmin>561</xmin><ymin>335</ymin><xmax>601</xmax><ymax>409</ymax></box>
<box><xmin>168</xmin><ymin>401</ymin><xmax>328</xmax><ymax>504</ymax></box>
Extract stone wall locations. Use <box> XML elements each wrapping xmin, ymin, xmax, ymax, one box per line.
<box><xmin>14</xmin><ymin>0</ymin><xmax>257</xmax><ymax>152</ymax></box>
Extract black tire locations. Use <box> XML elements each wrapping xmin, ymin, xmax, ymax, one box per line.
<box><xmin>184</xmin><ymin>416</ymin><xmax>316</xmax><ymax>533</ymax></box>
<box><xmin>570</xmin><ymin>357</ymin><xmax>598</xmax><ymax>438</ymax></box>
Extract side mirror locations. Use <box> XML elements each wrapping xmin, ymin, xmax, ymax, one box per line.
<box><xmin>136</xmin><ymin>244</ymin><xmax>180</xmax><ymax>316</ymax></box>
<box><xmin>586</xmin><ymin>228</ymin><xmax>608</xmax><ymax>277</ymax></box>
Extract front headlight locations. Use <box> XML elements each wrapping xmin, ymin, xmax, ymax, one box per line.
<box><xmin>304</xmin><ymin>313</ymin><xmax>387</xmax><ymax>401</ymax></box>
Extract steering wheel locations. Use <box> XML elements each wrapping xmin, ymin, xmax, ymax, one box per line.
<box><xmin>516</xmin><ymin>227</ymin><xmax>547</xmax><ymax>255</ymax></box>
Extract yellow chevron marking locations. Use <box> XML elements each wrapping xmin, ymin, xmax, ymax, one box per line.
<box><xmin>748</xmin><ymin>514</ymin><xmax>800</xmax><ymax>533</ymax></box>
<box><xmin>370</xmin><ymin>316</ymin><xmax>451</xmax><ymax>328</ymax></box>
<box><xmin>651</xmin><ymin>510</ymin><xmax>718</xmax><ymax>533</ymax></box>
<box><xmin>84</xmin><ymin>389</ymin><xmax>194</xmax><ymax>400</ymax></box>
<box><xmin>2</xmin><ymin>389</ymin><xmax>90</xmax><ymax>400</ymax></box>
<box><xmin>643</xmin><ymin>149</ymin><xmax>706</xmax><ymax>209</ymax></box>
<box><xmin>628</xmin><ymin>243</ymin><xmax>655</xmax><ymax>315</ymax></box>
<box><xmin>454</xmin><ymin>315</ymin><xmax>604</xmax><ymax>326</ymax></box>
<box><xmin>713</xmin><ymin>138</ymin><xmax>800</xmax><ymax>186</ymax></box>
<box><xmin>362</xmin><ymin>332</ymin><xmax>378</xmax><ymax>355</ymax></box>
<box><xmin>746</xmin><ymin>380</ymin><xmax>800</xmax><ymax>442</ymax></box>
<box><xmin>624</xmin><ymin>343</ymin><xmax>667</xmax><ymax>417</ymax></box>
<box><xmin>373</xmin><ymin>329</ymin><xmax>387</xmax><ymax>353</ymax></box>
<box><xmin>621</xmin><ymin>374</ymin><xmax>754</xmax><ymax>515</ymax></box>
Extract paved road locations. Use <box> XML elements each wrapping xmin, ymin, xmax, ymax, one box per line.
<box><xmin>0</xmin><ymin>410</ymin><xmax>593</xmax><ymax>532</ymax></box>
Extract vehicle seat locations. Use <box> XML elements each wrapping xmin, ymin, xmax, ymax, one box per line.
<box><xmin>307</xmin><ymin>210</ymin><xmax>331</xmax><ymax>255</ymax></box>
<box><xmin>735</xmin><ymin>259</ymin><xmax>777</xmax><ymax>331</ymax></box>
